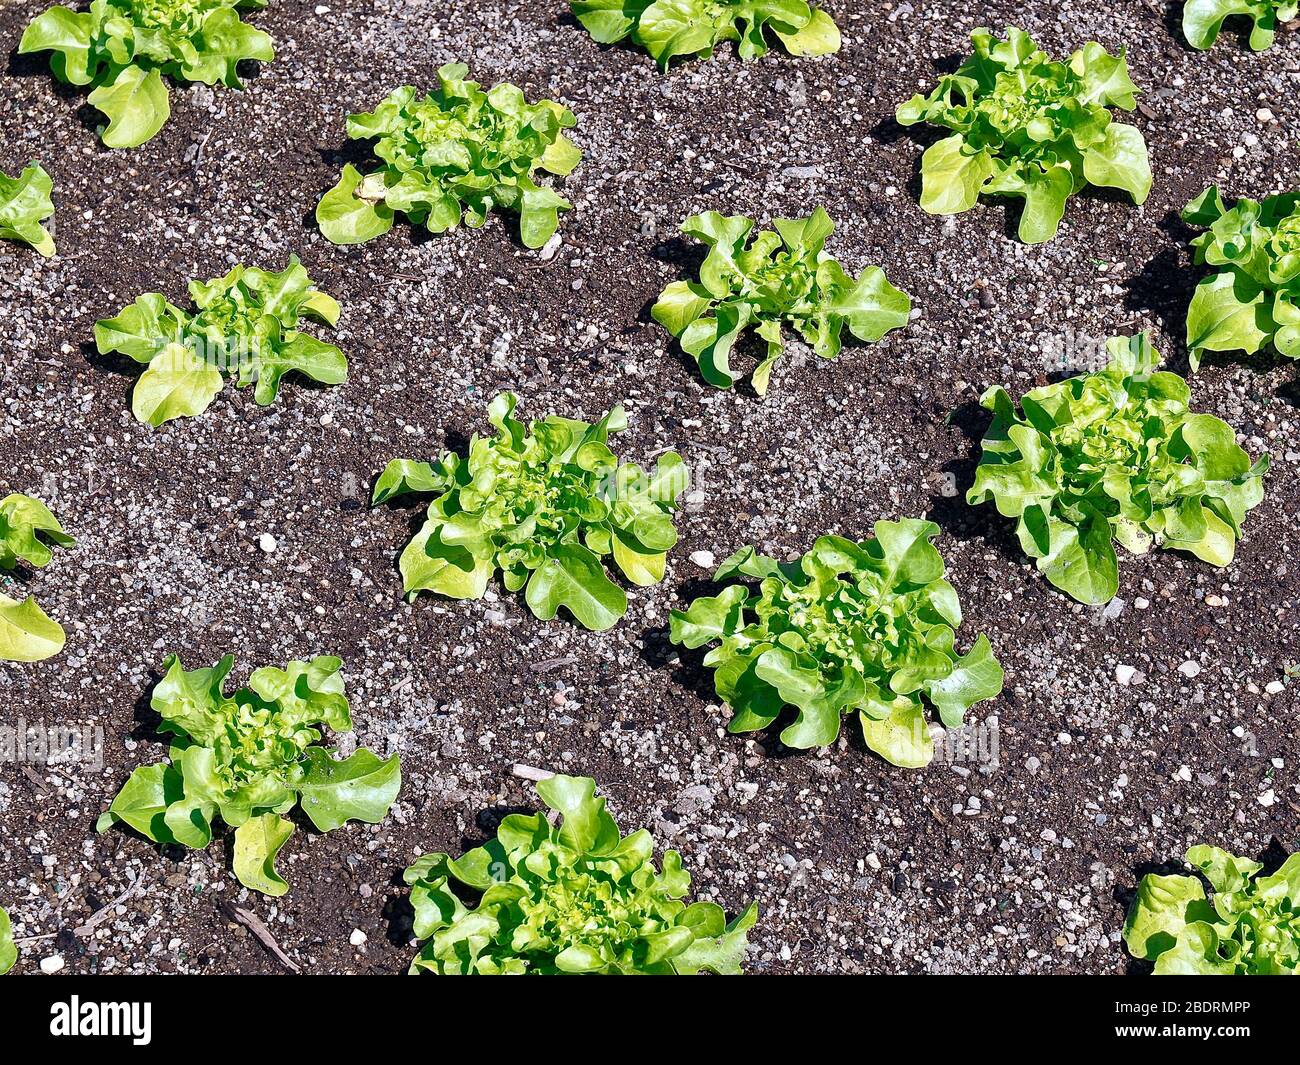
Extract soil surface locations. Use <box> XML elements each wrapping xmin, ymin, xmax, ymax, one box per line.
<box><xmin>1</xmin><ymin>0</ymin><xmax>1298</xmax><ymax>975</ymax></box>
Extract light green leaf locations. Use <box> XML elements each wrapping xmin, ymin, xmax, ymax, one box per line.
<box><xmin>524</xmin><ymin>542</ymin><xmax>628</xmax><ymax>631</ymax></box>
<box><xmin>917</xmin><ymin>135</ymin><xmax>997</xmax><ymax>215</ymax></box>
<box><xmin>859</xmin><ymin>697</ymin><xmax>934</xmax><ymax>769</ymax></box>
<box><xmin>0</xmin><ymin>163</ymin><xmax>57</xmax><ymax>257</ymax></box>
<box><xmin>88</xmin><ymin>65</ymin><xmax>171</xmax><ymax>149</ymax></box>
<box><xmin>316</xmin><ymin>165</ymin><xmax>395</xmax><ymax>246</ymax></box>
<box><xmin>0</xmin><ymin>906</ymin><xmax>16</xmax><ymax>975</ymax></box>
<box><xmin>132</xmin><ymin>343</ymin><xmax>224</xmax><ymax>426</ymax></box>
<box><xmin>0</xmin><ymin>593</ymin><xmax>66</xmax><ymax>662</ymax></box>
<box><xmin>233</xmin><ymin>813</ymin><xmax>294</xmax><ymax>897</ymax></box>
<box><xmin>298</xmin><ymin>747</ymin><xmax>401</xmax><ymax>832</ymax></box>
<box><xmin>1083</xmin><ymin>123</ymin><xmax>1153</xmax><ymax>204</ymax></box>
<box><xmin>18</xmin><ymin>5</ymin><xmax>97</xmax><ymax>85</ymax></box>
<box><xmin>925</xmin><ymin>634</ymin><xmax>1004</xmax><ymax>729</ymax></box>
<box><xmin>97</xmin><ymin>762</ymin><xmax>184</xmax><ymax>843</ymax></box>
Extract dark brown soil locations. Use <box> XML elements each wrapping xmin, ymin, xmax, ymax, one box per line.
<box><xmin>0</xmin><ymin>0</ymin><xmax>1297</xmax><ymax>974</ymax></box>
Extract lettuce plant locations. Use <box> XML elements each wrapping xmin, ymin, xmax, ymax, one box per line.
<box><xmin>670</xmin><ymin>519</ymin><xmax>1002</xmax><ymax>768</ymax></box>
<box><xmin>374</xmin><ymin>393</ymin><xmax>687</xmax><ymax>631</ymax></box>
<box><xmin>0</xmin><ymin>163</ymin><xmax>56</xmax><ymax>257</ymax></box>
<box><xmin>19</xmin><ymin>0</ymin><xmax>273</xmax><ymax>148</ymax></box>
<box><xmin>404</xmin><ymin>774</ymin><xmax>757</xmax><ymax>974</ymax></box>
<box><xmin>1183</xmin><ymin>0</ymin><xmax>1297</xmax><ymax>50</ymax></box>
<box><xmin>94</xmin><ymin>256</ymin><xmax>345</xmax><ymax>427</ymax></box>
<box><xmin>896</xmin><ymin>27</ymin><xmax>1152</xmax><ymax>244</ymax></box>
<box><xmin>317</xmin><ymin>64</ymin><xmax>581</xmax><ymax>249</ymax></box>
<box><xmin>1125</xmin><ymin>845</ymin><xmax>1300</xmax><ymax>974</ymax></box>
<box><xmin>0</xmin><ymin>493</ymin><xmax>74</xmax><ymax>663</ymax></box>
<box><xmin>570</xmin><ymin>0</ymin><xmax>840</xmax><ymax>68</ymax></box>
<box><xmin>0</xmin><ymin>907</ymin><xmax>16</xmax><ymax>975</ymax></box>
<box><xmin>1183</xmin><ymin>186</ymin><xmax>1300</xmax><ymax>369</ymax></box>
<box><xmin>967</xmin><ymin>333</ymin><xmax>1268</xmax><ymax>606</ymax></box>
<box><xmin>651</xmin><ymin>208</ymin><xmax>912</xmax><ymax>394</ymax></box>
<box><xmin>98</xmin><ymin>654</ymin><xmax>401</xmax><ymax>897</ymax></box>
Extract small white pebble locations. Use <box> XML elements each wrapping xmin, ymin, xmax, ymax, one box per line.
<box><xmin>689</xmin><ymin>550</ymin><xmax>715</xmax><ymax>569</ymax></box>
<box><xmin>1257</xmin><ymin>107</ymin><xmax>1275</xmax><ymax>123</ymax></box>
<box><xmin>349</xmin><ymin>928</ymin><xmax>368</xmax><ymax>946</ymax></box>
<box><xmin>1258</xmin><ymin>789</ymin><xmax>1276</xmax><ymax>808</ymax></box>
<box><xmin>1175</xmin><ymin>765</ymin><xmax>1192</xmax><ymax>782</ymax></box>
<box><xmin>1115</xmin><ymin>664</ymin><xmax>1137</xmax><ymax>686</ymax></box>
<box><xmin>1177</xmin><ymin>660</ymin><xmax>1202</xmax><ymax>678</ymax></box>
<box><xmin>259</xmin><ymin>533</ymin><xmax>277</xmax><ymax>554</ymax></box>
<box><xmin>1056</xmin><ymin>732</ymin><xmax>1071</xmax><ymax>745</ymax></box>
<box><xmin>40</xmin><ymin>955</ymin><xmax>65</xmax><ymax>974</ymax></box>
<box><xmin>1134</xmin><ymin>597</ymin><xmax>1149</xmax><ymax>609</ymax></box>
<box><xmin>1265</xmin><ymin>680</ymin><xmax>1285</xmax><ymax>695</ymax></box>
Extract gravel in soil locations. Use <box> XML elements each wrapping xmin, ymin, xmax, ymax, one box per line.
<box><xmin>0</xmin><ymin>0</ymin><xmax>1298</xmax><ymax>974</ymax></box>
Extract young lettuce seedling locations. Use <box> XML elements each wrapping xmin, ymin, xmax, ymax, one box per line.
<box><xmin>1183</xmin><ymin>186</ymin><xmax>1300</xmax><ymax>367</ymax></box>
<box><xmin>404</xmin><ymin>774</ymin><xmax>757</xmax><ymax>974</ymax></box>
<box><xmin>570</xmin><ymin>0</ymin><xmax>840</xmax><ymax>68</ymax></box>
<box><xmin>374</xmin><ymin>393</ymin><xmax>687</xmax><ymax>631</ymax></box>
<box><xmin>317</xmin><ymin>64</ymin><xmax>581</xmax><ymax>249</ymax></box>
<box><xmin>1183</xmin><ymin>0</ymin><xmax>1298</xmax><ymax>51</ymax></box>
<box><xmin>0</xmin><ymin>163</ymin><xmax>56</xmax><ymax>257</ymax></box>
<box><xmin>967</xmin><ymin>333</ymin><xmax>1268</xmax><ymax>605</ymax></box>
<box><xmin>670</xmin><ymin>519</ymin><xmax>1003</xmax><ymax>768</ymax></box>
<box><xmin>896</xmin><ymin>27</ymin><xmax>1152</xmax><ymax>244</ymax></box>
<box><xmin>20</xmin><ymin>0</ymin><xmax>274</xmax><ymax>148</ymax></box>
<box><xmin>0</xmin><ymin>493</ymin><xmax>74</xmax><ymax>662</ymax></box>
<box><xmin>98</xmin><ymin>655</ymin><xmax>401</xmax><ymax>897</ymax></box>
<box><xmin>1126</xmin><ymin>845</ymin><xmax>1300</xmax><ymax>974</ymax></box>
<box><xmin>652</xmin><ymin>207</ymin><xmax>912</xmax><ymax>394</ymax></box>
<box><xmin>94</xmin><ymin>256</ymin><xmax>345</xmax><ymax>426</ymax></box>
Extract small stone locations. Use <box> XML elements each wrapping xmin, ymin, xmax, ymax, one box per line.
<box><xmin>1115</xmin><ymin>664</ymin><xmax>1137</xmax><ymax>686</ymax></box>
<box><xmin>1134</xmin><ymin>597</ymin><xmax>1150</xmax><ymax>609</ymax></box>
<box><xmin>1258</xmin><ymin>789</ymin><xmax>1276</xmax><ymax>808</ymax></box>
<box><xmin>1257</xmin><ymin>107</ymin><xmax>1275</xmax><ymax>123</ymax></box>
<box><xmin>349</xmin><ymin>928</ymin><xmax>368</xmax><ymax>946</ymax></box>
<box><xmin>40</xmin><ymin>955</ymin><xmax>65</xmax><ymax>974</ymax></box>
<box><xmin>864</xmin><ymin>852</ymin><xmax>881</xmax><ymax>870</ymax></box>
<box><xmin>539</xmin><ymin>233</ymin><xmax>563</xmax><ymax>261</ymax></box>
<box><xmin>1175</xmin><ymin>765</ymin><xmax>1192</xmax><ymax>782</ymax></box>
<box><xmin>1177</xmin><ymin>660</ymin><xmax>1202</xmax><ymax>678</ymax></box>
<box><xmin>259</xmin><ymin>533</ymin><xmax>277</xmax><ymax>554</ymax></box>
<box><xmin>1265</xmin><ymin>680</ymin><xmax>1285</xmax><ymax>695</ymax></box>
<box><xmin>1205</xmin><ymin>594</ymin><xmax>1224</xmax><ymax>607</ymax></box>
<box><xmin>689</xmin><ymin>550</ymin><xmax>715</xmax><ymax>569</ymax></box>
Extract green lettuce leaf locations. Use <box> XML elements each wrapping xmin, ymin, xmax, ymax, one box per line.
<box><xmin>571</xmin><ymin>0</ymin><xmax>840</xmax><ymax>68</ymax></box>
<box><xmin>94</xmin><ymin>256</ymin><xmax>346</xmax><ymax>426</ymax></box>
<box><xmin>0</xmin><ymin>163</ymin><xmax>56</xmax><ymax>256</ymax></box>
<box><xmin>0</xmin><ymin>906</ymin><xmax>17</xmax><ymax>975</ymax></box>
<box><xmin>20</xmin><ymin>0</ymin><xmax>273</xmax><ymax>147</ymax></box>
<box><xmin>1182</xmin><ymin>185</ymin><xmax>1300</xmax><ymax>367</ymax></box>
<box><xmin>1182</xmin><ymin>0</ymin><xmax>1298</xmax><ymax>51</ymax></box>
<box><xmin>0</xmin><ymin>492</ymin><xmax>73</xmax><ymax>662</ymax></box>
<box><xmin>317</xmin><ymin>65</ymin><xmax>580</xmax><ymax>248</ymax></box>
<box><xmin>896</xmin><ymin>26</ymin><xmax>1151</xmax><ymax>243</ymax></box>
<box><xmin>99</xmin><ymin>654</ymin><xmax>401</xmax><ymax>897</ymax></box>
<box><xmin>652</xmin><ymin>207</ymin><xmax>911</xmax><ymax>393</ymax></box>
<box><xmin>1126</xmin><ymin>845</ymin><xmax>1300</xmax><ymax>974</ymax></box>
<box><xmin>404</xmin><ymin>774</ymin><xmax>757</xmax><ymax>973</ymax></box>
<box><xmin>670</xmin><ymin>519</ymin><xmax>1002</xmax><ymax>767</ymax></box>
<box><xmin>375</xmin><ymin>393</ymin><xmax>686</xmax><ymax>631</ymax></box>
<box><xmin>967</xmin><ymin>333</ymin><xmax>1267</xmax><ymax>604</ymax></box>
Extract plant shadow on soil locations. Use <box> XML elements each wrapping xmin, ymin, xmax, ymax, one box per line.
<box><xmin>928</xmin><ymin>397</ymin><xmax>1028</xmax><ymax>567</ymax></box>
<box><xmin>1113</xmin><ymin>837</ymin><xmax>1294</xmax><ymax>974</ymax></box>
